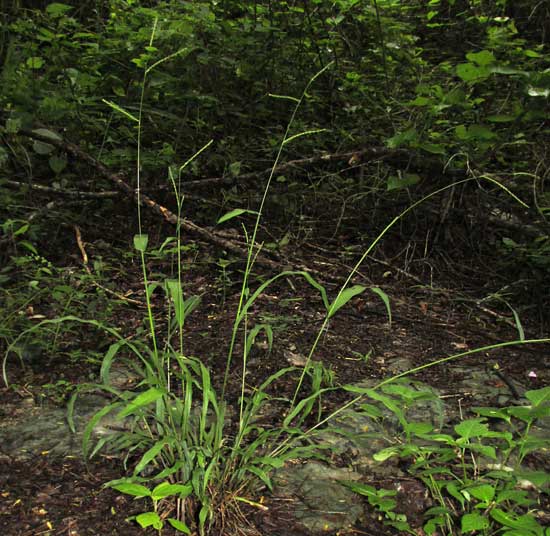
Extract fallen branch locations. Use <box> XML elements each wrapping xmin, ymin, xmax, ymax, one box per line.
<box><xmin>182</xmin><ymin>146</ymin><xmax>458</xmax><ymax>188</ymax></box>
<box><xmin>15</xmin><ymin>129</ymin><xmax>294</xmax><ymax>273</ymax></box>
<box><xmin>5</xmin><ymin>179</ymin><xmax>120</xmax><ymax>198</ymax></box>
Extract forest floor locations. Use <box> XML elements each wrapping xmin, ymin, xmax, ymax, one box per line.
<box><xmin>1</xmin><ymin>213</ymin><xmax>549</xmax><ymax>536</ymax></box>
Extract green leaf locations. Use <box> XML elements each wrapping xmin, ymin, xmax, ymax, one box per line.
<box><xmin>526</xmin><ymin>386</ymin><xmax>550</xmax><ymax>407</ymax></box>
<box><xmin>420</xmin><ymin>143</ymin><xmax>446</xmax><ymax>155</ymax></box>
<box><xmin>49</xmin><ymin>155</ymin><xmax>67</xmax><ymax>174</ymax></box>
<box><xmin>133</xmin><ymin>234</ymin><xmax>149</xmax><ymax>252</ymax></box>
<box><xmin>387</xmin><ymin>173</ymin><xmax>421</xmax><ymax>191</ymax></box>
<box><xmin>167</xmin><ymin>518</ymin><xmax>192</xmax><ymax>534</ymax></box>
<box><xmin>490</xmin><ymin>509</ymin><xmax>543</xmax><ymax>531</ymax></box>
<box><xmin>151</xmin><ymin>482</ymin><xmax>193</xmax><ymax>500</ymax></box>
<box><xmin>487</xmin><ymin>114</ymin><xmax>516</xmax><ymax>123</ymax></box>
<box><xmin>102</xmin><ymin>99</ymin><xmax>139</xmax><ymax>122</ymax></box>
<box><xmin>26</xmin><ymin>56</ymin><xmax>44</xmax><ymax>69</ymax></box>
<box><xmin>116</xmin><ymin>387</ymin><xmax>164</xmax><ymax>419</ymax></box>
<box><xmin>328</xmin><ymin>285</ymin><xmax>366</xmax><ymax>318</ymax></box>
<box><xmin>461</xmin><ymin>512</ymin><xmax>490</xmax><ymax>532</ymax></box>
<box><xmin>456</xmin><ymin>63</ymin><xmax>490</xmax><ymax>83</ymax></box>
<box><xmin>228</xmin><ymin>161</ymin><xmax>241</xmax><ymax>177</ymax></box>
<box><xmin>373</xmin><ymin>446</ymin><xmax>401</xmax><ymax>462</ymax></box>
<box><xmin>386</xmin><ymin>128</ymin><xmax>418</xmax><ymax>148</ymax></box>
<box><xmin>19</xmin><ymin>241</ymin><xmax>38</xmax><ymax>254</ymax></box>
<box><xmin>217</xmin><ymin>208</ymin><xmax>259</xmax><ymax>224</ymax></box>
<box><xmin>100</xmin><ymin>341</ymin><xmax>124</xmax><ymax>384</ymax></box>
<box><xmin>370</xmin><ymin>287</ymin><xmax>391</xmax><ymax>325</ymax></box>
<box><xmin>82</xmin><ymin>404</ymin><xmax>118</xmax><ymax>457</ymax></box>
<box><xmin>33</xmin><ymin>140</ymin><xmax>55</xmax><ymax>155</ymax></box>
<box><xmin>32</xmin><ymin>128</ymin><xmax>62</xmax><ymax>141</ymax></box>
<box><xmin>110</xmin><ymin>482</ymin><xmax>151</xmax><ymax>498</ymax></box>
<box><xmin>198</xmin><ymin>505</ymin><xmax>210</xmax><ymax>530</ymax></box>
<box><xmin>136</xmin><ymin>512</ymin><xmax>162</xmax><ymax>529</ymax></box>
<box><xmin>466</xmin><ymin>50</ymin><xmax>495</xmax><ymax>67</ymax></box>
<box><xmin>467</xmin><ymin>484</ymin><xmax>495</xmax><ymax>503</ymax></box>
<box><xmin>454</xmin><ymin>419</ymin><xmax>489</xmax><ymax>440</ymax></box>
<box><xmin>134</xmin><ymin>441</ymin><xmax>167</xmax><ymax>475</ymax></box>
<box><xmin>45</xmin><ymin>3</ymin><xmax>73</xmax><ymax>16</ymax></box>
<box><xmin>166</xmin><ymin>279</ymin><xmax>185</xmax><ymax>327</ymax></box>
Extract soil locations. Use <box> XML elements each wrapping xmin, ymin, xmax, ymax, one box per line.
<box><xmin>1</xmin><ymin>213</ymin><xmax>549</xmax><ymax>536</ymax></box>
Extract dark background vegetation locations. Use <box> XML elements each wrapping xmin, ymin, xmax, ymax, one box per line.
<box><xmin>1</xmin><ymin>0</ymin><xmax>549</xmax><ymax>319</ymax></box>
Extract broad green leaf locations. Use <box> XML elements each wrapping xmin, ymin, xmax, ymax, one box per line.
<box><xmin>490</xmin><ymin>509</ymin><xmax>542</xmax><ymax>531</ymax></box>
<box><xmin>461</xmin><ymin>512</ymin><xmax>490</xmax><ymax>532</ymax></box>
<box><xmin>468</xmin><ymin>124</ymin><xmax>497</xmax><ymax>140</ymax></box>
<box><xmin>152</xmin><ymin>482</ymin><xmax>193</xmax><ymax>500</ymax></box>
<box><xmin>466</xmin><ymin>50</ymin><xmax>495</xmax><ymax>67</ymax></box>
<box><xmin>471</xmin><ymin>407</ymin><xmax>511</xmax><ymax>422</ymax></box>
<box><xmin>387</xmin><ymin>173</ymin><xmax>421</xmax><ymax>191</ymax></box>
<box><xmin>133</xmin><ymin>234</ymin><xmax>149</xmax><ymax>252</ymax></box>
<box><xmin>110</xmin><ymin>482</ymin><xmax>151</xmax><ymax>498</ymax></box>
<box><xmin>136</xmin><ymin>512</ymin><xmax>162</xmax><ymax>530</ymax></box>
<box><xmin>456</xmin><ymin>63</ymin><xmax>490</xmax><ymax>83</ymax></box>
<box><xmin>445</xmin><ymin>482</ymin><xmax>466</xmax><ymax>508</ymax></box>
<box><xmin>526</xmin><ymin>386</ymin><xmax>550</xmax><ymax>407</ymax></box>
<box><xmin>198</xmin><ymin>505</ymin><xmax>210</xmax><ymax>530</ymax></box>
<box><xmin>32</xmin><ymin>128</ymin><xmax>62</xmax><ymax>141</ymax></box>
<box><xmin>45</xmin><ymin>3</ymin><xmax>73</xmax><ymax>16</ymax></box>
<box><xmin>386</xmin><ymin>128</ymin><xmax>418</xmax><ymax>148</ymax></box>
<box><xmin>117</xmin><ymin>387</ymin><xmax>164</xmax><ymax>419</ymax></box>
<box><xmin>33</xmin><ymin>140</ymin><xmax>55</xmax><ymax>155</ymax></box>
<box><xmin>467</xmin><ymin>443</ymin><xmax>497</xmax><ymax>460</ymax></box>
<box><xmin>328</xmin><ymin>285</ymin><xmax>366</xmax><ymax>318</ymax></box>
<box><xmin>168</xmin><ymin>518</ymin><xmax>191</xmax><ymax>534</ymax></box>
<box><xmin>404</xmin><ymin>422</ymin><xmax>433</xmax><ymax>436</ymax></box>
<box><xmin>49</xmin><ymin>155</ymin><xmax>67</xmax><ymax>174</ymax></box>
<box><xmin>217</xmin><ymin>208</ymin><xmax>258</xmax><ymax>224</ymax></box>
<box><xmin>373</xmin><ymin>446</ymin><xmax>401</xmax><ymax>462</ymax></box>
<box><xmin>420</xmin><ymin>143</ymin><xmax>446</xmax><ymax>155</ymax></box>
<box><xmin>467</xmin><ymin>484</ymin><xmax>495</xmax><ymax>503</ymax></box>
<box><xmin>26</xmin><ymin>56</ymin><xmax>44</xmax><ymax>69</ymax></box>
<box><xmin>454</xmin><ymin>419</ymin><xmax>489</xmax><ymax>440</ymax></box>
<box><xmin>342</xmin><ymin>482</ymin><xmax>379</xmax><ymax>498</ymax></box>
<box><xmin>166</xmin><ymin>279</ymin><xmax>185</xmax><ymax>327</ymax></box>
<box><xmin>495</xmin><ymin>489</ymin><xmax>531</xmax><ymax>506</ymax></box>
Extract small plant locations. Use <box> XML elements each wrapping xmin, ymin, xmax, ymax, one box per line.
<box><xmin>346</xmin><ymin>383</ymin><xmax>550</xmax><ymax>535</ymax></box>
<box><xmin>108</xmin><ymin>480</ymin><xmax>194</xmax><ymax>534</ymax></box>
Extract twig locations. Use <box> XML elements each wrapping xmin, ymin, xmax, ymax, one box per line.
<box><xmin>73</xmin><ymin>225</ymin><xmax>144</xmax><ymax>306</ymax></box>
<box><xmin>5</xmin><ymin>179</ymin><xmax>120</xmax><ymax>198</ymax></box>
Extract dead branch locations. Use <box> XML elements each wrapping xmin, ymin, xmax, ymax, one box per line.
<box><xmin>5</xmin><ymin>179</ymin><xmax>120</xmax><ymax>198</ymax></box>
<box><xmin>182</xmin><ymin>146</ymin><xmax>452</xmax><ymax>188</ymax></box>
<box><xmin>15</xmin><ymin>129</ymin><xmax>321</xmax><ymax>276</ymax></box>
